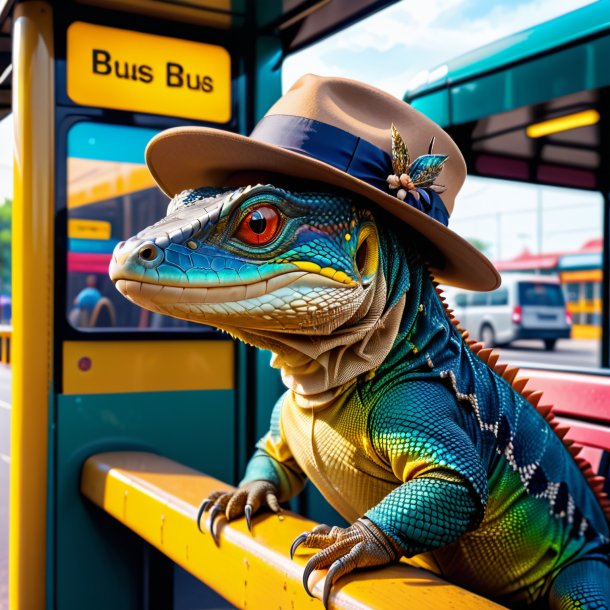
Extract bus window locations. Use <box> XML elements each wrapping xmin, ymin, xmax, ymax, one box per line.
<box><xmin>66</xmin><ymin>122</ymin><xmax>203</xmax><ymax>331</ymax></box>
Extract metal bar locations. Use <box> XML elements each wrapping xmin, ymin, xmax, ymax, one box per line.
<box><xmin>81</xmin><ymin>451</ymin><xmax>502</xmax><ymax>610</ymax></box>
<box><xmin>10</xmin><ymin>3</ymin><xmax>54</xmax><ymax>609</ymax></box>
<box><xmin>602</xmin><ymin>191</ymin><xmax>610</xmax><ymax>369</ymax></box>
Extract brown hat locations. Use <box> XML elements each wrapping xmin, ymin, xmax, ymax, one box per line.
<box><xmin>146</xmin><ymin>74</ymin><xmax>500</xmax><ymax>291</ymax></box>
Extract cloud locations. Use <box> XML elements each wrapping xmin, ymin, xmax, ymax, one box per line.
<box><xmin>283</xmin><ymin>0</ymin><xmax>598</xmax><ymax>97</ymax></box>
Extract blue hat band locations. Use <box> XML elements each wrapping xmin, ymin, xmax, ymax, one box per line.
<box><xmin>250</xmin><ymin>114</ymin><xmax>449</xmax><ymax>226</ymax></box>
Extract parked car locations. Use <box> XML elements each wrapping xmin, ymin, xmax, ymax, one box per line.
<box><xmin>443</xmin><ymin>274</ymin><xmax>572</xmax><ymax>350</ymax></box>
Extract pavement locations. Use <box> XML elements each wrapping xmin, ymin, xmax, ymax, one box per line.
<box><xmin>495</xmin><ymin>338</ymin><xmax>600</xmax><ymax>369</ymax></box>
<box><xmin>0</xmin><ymin>365</ymin><xmax>9</xmax><ymax>610</ymax></box>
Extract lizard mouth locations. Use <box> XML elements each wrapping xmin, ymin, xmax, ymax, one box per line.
<box><xmin>114</xmin><ymin>270</ymin><xmax>355</xmax><ymax>305</ymax></box>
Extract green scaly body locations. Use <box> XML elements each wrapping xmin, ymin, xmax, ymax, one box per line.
<box><xmin>111</xmin><ymin>185</ymin><xmax>610</xmax><ymax>608</ymax></box>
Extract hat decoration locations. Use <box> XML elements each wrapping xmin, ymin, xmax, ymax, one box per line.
<box><xmin>386</xmin><ymin>124</ymin><xmax>448</xmax><ymax>215</ymax></box>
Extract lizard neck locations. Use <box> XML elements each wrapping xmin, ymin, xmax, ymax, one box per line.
<box><xmin>374</xmin><ymin>258</ymin><xmax>466</xmax><ymax>387</ymax></box>
<box><xmin>222</xmin><ymin>219</ymin><xmax>413</xmax><ymax>405</ymax></box>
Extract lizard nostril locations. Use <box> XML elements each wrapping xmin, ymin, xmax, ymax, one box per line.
<box><xmin>138</xmin><ymin>244</ymin><xmax>158</xmax><ymax>262</ymax></box>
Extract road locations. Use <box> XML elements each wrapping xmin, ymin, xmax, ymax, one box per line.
<box><xmin>0</xmin><ymin>366</ymin><xmax>9</xmax><ymax>610</ymax></box>
<box><xmin>494</xmin><ymin>338</ymin><xmax>600</xmax><ymax>369</ymax></box>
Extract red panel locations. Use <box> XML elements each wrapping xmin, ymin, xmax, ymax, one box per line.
<box><xmin>537</xmin><ymin>164</ymin><xmax>596</xmax><ymax>189</ymax></box>
<box><xmin>67</xmin><ymin>252</ymin><xmax>112</xmax><ymax>274</ymax></box>
<box><xmin>556</xmin><ymin>416</ymin><xmax>610</xmax><ymax>453</ymax></box>
<box><xmin>522</xmin><ymin>369</ymin><xmax>610</xmax><ymax>425</ymax></box>
<box><xmin>475</xmin><ymin>154</ymin><xmax>529</xmax><ymax>180</ymax></box>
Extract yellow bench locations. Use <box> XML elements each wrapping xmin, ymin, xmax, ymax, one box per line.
<box><xmin>81</xmin><ymin>451</ymin><xmax>503</xmax><ymax>610</ymax></box>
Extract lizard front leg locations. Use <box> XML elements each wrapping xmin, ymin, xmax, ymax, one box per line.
<box><xmin>198</xmin><ymin>480</ymin><xmax>281</xmax><ymax>543</ymax></box>
<box><xmin>291</xmin><ymin>383</ymin><xmax>489</xmax><ymax>607</ymax></box>
<box><xmin>291</xmin><ymin>518</ymin><xmax>401</xmax><ymax>608</ymax></box>
<box><xmin>197</xmin><ymin>396</ymin><xmax>307</xmax><ymax>542</ymax></box>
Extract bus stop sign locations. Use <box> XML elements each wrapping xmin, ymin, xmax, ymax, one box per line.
<box><xmin>67</xmin><ymin>22</ymin><xmax>231</xmax><ymax>123</ymax></box>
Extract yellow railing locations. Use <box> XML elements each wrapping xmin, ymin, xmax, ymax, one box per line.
<box><xmin>0</xmin><ymin>326</ymin><xmax>11</xmax><ymax>365</ymax></box>
<box><xmin>81</xmin><ymin>452</ymin><xmax>503</xmax><ymax>610</ymax></box>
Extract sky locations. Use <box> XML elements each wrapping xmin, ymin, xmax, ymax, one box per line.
<box><xmin>283</xmin><ymin>0</ymin><xmax>602</xmax><ymax>261</ymax></box>
<box><xmin>282</xmin><ymin>0</ymin><xmax>599</xmax><ymax>97</ymax></box>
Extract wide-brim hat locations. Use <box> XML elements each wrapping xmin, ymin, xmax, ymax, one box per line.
<box><xmin>146</xmin><ymin>74</ymin><xmax>500</xmax><ymax>291</ymax></box>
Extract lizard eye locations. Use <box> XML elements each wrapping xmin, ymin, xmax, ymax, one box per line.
<box><xmin>234</xmin><ymin>204</ymin><xmax>281</xmax><ymax>246</ymax></box>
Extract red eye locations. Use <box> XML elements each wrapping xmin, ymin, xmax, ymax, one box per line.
<box><xmin>235</xmin><ymin>205</ymin><xmax>281</xmax><ymax>246</ymax></box>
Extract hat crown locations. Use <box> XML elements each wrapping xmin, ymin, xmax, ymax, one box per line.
<box><xmin>261</xmin><ymin>74</ymin><xmax>465</xmax><ymax>216</ymax></box>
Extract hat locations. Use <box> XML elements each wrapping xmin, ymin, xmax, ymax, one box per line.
<box><xmin>145</xmin><ymin>74</ymin><xmax>500</xmax><ymax>291</ymax></box>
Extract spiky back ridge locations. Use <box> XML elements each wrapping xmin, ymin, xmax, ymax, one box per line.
<box><xmin>433</xmin><ymin>279</ymin><xmax>610</xmax><ymax>522</ymax></box>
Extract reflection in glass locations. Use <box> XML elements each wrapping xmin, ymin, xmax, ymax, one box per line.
<box><xmin>66</xmin><ymin>122</ymin><xmax>203</xmax><ymax>331</ymax></box>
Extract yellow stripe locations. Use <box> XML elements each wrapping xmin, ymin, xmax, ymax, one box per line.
<box><xmin>571</xmin><ymin>325</ymin><xmax>601</xmax><ymax>340</ymax></box>
<box><xmin>63</xmin><ymin>340</ymin><xmax>234</xmax><ymax>394</ymax></box>
<box><xmin>81</xmin><ymin>452</ymin><xmax>502</xmax><ymax>609</ymax></box>
<box><xmin>560</xmin><ymin>270</ymin><xmax>602</xmax><ymax>282</ymax></box>
<box><xmin>10</xmin><ymin>4</ymin><xmax>54</xmax><ymax>609</ymax></box>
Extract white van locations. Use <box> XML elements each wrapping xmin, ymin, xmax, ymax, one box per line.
<box><xmin>444</xmin><ymin>273</ymin><xmax>572</xmax><ymax>351</ymax></box>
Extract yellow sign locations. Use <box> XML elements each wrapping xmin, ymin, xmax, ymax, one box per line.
<box><xmin>68</xmin><ymin>218</ymin><xmax>112</xmax><ymax>240</ymax></box>
<box><xmin>67</xmin><ymin>22</ymin><xmax>231</xmax><ymax>123</ymax></box>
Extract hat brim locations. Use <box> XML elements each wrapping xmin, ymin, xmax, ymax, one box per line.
<box><xmin>146</xmin><ymin>126</ymin><xmax>500</xmax><ymax>291</ymax></box>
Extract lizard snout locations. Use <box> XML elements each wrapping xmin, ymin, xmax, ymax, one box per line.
<box><xmin>110</xmin><ymin>238</ymin><xmax>164</xmax><ymax>282</ymax></box>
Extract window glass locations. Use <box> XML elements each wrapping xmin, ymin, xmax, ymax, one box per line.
<box><xmin>66</xmin><ymin>122</ymin><xmax>203</xmax><ymax>331</ymax></box>
<box><xmin>490</xmin><ymin>288</ymin><xmax>508</xmax><ymax>306</ymax></box>
<box><xmin>455</xmin><ymin>293</ymin><xmax>467</xmax><ymax>307</ymax></box>
<box><xmin>283</xmin><ymin>0</ymin><xmax>604</xmax><ymax>370</ymax></box>
<box><xmin>451</xmin><ymin>178</ymin><xmax>602</xmax><ymax>367</ymax></box>
<box><xmin>566</xmin><ymin>283</ymin><xmax>580</xmax><ymax>303</ymax></box>
<box><xmin>470</xmin><ymin>292</ymin><xmax>488</xmax><ymax>306</ymax></box>
<box><xmin>518</xmin><ymin>282</ymin><xmax>565</xmax><ymax>307</ymax></box>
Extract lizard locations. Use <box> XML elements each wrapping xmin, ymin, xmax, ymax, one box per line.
<box><xmin>110</xmin><ymin>180</ymin><xmax>610</xmax><ymax>609</ymax></box>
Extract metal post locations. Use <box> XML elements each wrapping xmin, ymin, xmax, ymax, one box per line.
<box><xmin>602</xmin><ymin>191</ymin><xmax>610</xmax><ymax>369</ymax></box>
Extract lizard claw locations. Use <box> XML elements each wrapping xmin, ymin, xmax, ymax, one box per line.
<box><xmin>302</xmin><ymin>557</ymin><xmax>317</xmax><ymax>597</ymax></box>
<box><xmin>292</xmin><ymin>518</ymin><xmax>401</xmax><ymax>607</ymax></box>
<box><xmin>196</xmin><ymin>481</ymin><xmax>279</xmax><ymax>540</ymax></box>
<box><xmin>290</xmin><ymin>532</ymin><xmax>309</xmax><ymax>560</ymax></box>
<box><xmin>209</xmin><ymin>505</ymin><xmax>225</xmax><ymax>546</ymax></box>
<box><xmin>196</xmin><ymin>499</ymin><xmax>210</xmax><ymax>533</ymax></box>
<box><xmin>196</xmin><ymin>491</ymin><xmax>224</xmax><ymax>533</ymax></box>
<box><xmin>245</xmin><ymin>504</ymin><xmax>253</xmax><ymax>532</ymax></box>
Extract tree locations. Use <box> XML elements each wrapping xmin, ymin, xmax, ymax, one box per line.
<box><xmin>0</xmin><ymin>198</ymin><xmax>11</xmax><ymax>296</ymax></box>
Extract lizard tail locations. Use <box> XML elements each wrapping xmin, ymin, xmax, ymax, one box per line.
<box><xmin>431</xmin><ymin>277</ymin><xmax>610</xmax><ymax>523</ymax></box>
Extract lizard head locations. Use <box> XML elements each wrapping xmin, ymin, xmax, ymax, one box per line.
<box><xmin>109</xmin><ymin>184</ymin><xmax>382</xmax><ymax>334</ymax></box>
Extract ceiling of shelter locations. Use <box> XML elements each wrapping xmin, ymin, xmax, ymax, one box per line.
<box><xmin>449</xmin><ymin>88</ymin><xmax>605</xmax><ymax>190</ymax></box>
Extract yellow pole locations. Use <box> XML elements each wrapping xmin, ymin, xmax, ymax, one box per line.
<box><xmin>10</xmin><ymin>3</ymin><xmax>54</xmax><ymax>608</ymax></box>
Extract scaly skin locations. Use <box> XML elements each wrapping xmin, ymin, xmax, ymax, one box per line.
<box><xmin>110</xmin><ymin>185</ymin><xmax>610</xmax><ymax>609</ymax></box>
